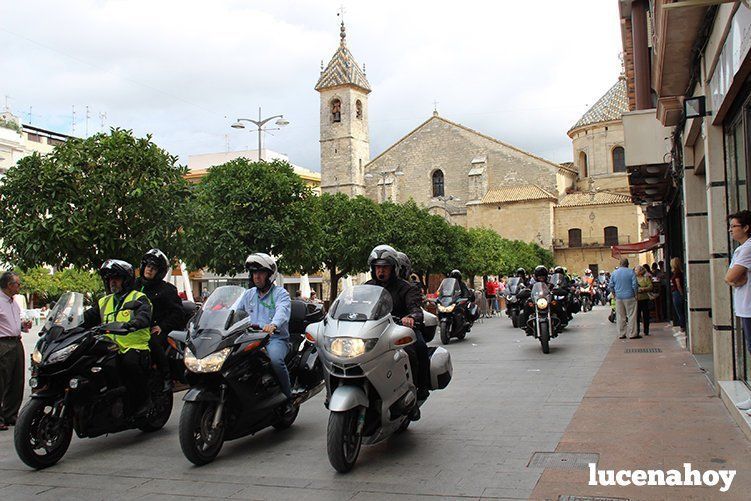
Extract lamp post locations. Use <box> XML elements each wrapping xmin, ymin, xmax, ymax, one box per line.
<box><xmin>231</xmin><ymin>107</ymin><xmax>289</xmax><ymax>162</ymax></box>
<box><xmin>435</xmin><ymin>195</ymin><xmax>461</xmax><ymax>221</ymax></box>
<box><xmin>364</xmin><ymin>167</ymin><xmax>404</xmax><ymax>202</ymax></box>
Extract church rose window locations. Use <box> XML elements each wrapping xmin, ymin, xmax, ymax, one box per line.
<box><xmin>356</xmin><ymin>100</ymin><xmax>363</xmax><ymax>119</ymax></box>
<box><xmin>612</xmin><ymin>146</ymin><xmax>626</xmax><ymax>173</ymax></box>
<box><xmin>568</xmin><ymin>228</ymin><xmax>582</xmax><ymax>247</ymax></box>
<box><xmin>332</xmin><ymin>99</ymin><xmax>341</xmax><ymax>123</ymax></box>
<box><xmin>604</xmin><ymin>226</ymin><xmax>619</xmax><ymax>246</ymax></box>
<box><xmin>432</xmin><ymin>170</ymin><xmax>445</xmax><ymax>197</ymax></box>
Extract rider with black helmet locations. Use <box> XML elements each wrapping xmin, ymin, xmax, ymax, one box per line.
<box><xmin>83</xmin><ymin>259</ymin><xmax>153</xmax><ymax>415</ymax></box>
<box><xmin>365</xmin><ymin>245</ymin><xmax>429</xmax><ymax>405</ymax></box>
<box><xmin>515</xmin><ymin>267</ymin><xmax>529</xmax><ymax>286</ymax></box>
<box><xmin>134</xmin><ymin>249</ymin><xmax>184</xmax><ymax>388</ymax></box>
<box><xmin>532</xmin><ymin>265</ymin><xmax>549</xmax><ymax>284</ymax></box>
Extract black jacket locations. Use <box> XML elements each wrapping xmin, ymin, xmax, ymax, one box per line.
<box><xmin>83</xmin><ymin>289</ymin><xmax>152</xmax><ymax>330</ymax></box>
<box><xmin>134</xmin><ymin>278</ymin><xmax>185</xmax><ymax>335</ymax></box>
<box><xmin>365</xmin><ymin>277</ymin><xmax>424</xmax><ymax>323</ymax></box>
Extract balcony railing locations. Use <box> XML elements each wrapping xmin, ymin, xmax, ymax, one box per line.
<box><xmin>553</xmin><ymin>235</ymin><xmax>632</xmax><ymax>249</ymax></box>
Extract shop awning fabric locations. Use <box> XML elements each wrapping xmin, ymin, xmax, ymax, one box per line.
<box><xmin>611</xmin><ymin>235</ymin><xmax>662</xmax><ymax>258</ymax></box>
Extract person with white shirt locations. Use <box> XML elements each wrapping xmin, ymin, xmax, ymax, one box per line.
<box><xmin>0</xmin><ymin>271</ymin><xmax>31</xmax><ymax>431</ymax></box>
<box><xmin>726</xmin><ymin>211</ymin><xmax>751</xmax><ymax>412</ymax></box>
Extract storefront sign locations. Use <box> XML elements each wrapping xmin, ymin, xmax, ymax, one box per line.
<box><xmin>709</xmin><ymin>4</ymin><xmax>751</xmax><ymax>115</ymax></box>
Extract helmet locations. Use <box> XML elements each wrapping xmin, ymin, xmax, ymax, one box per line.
<box><xmin>99</xmin><ymin>259</ymin><xmax>135</xmax><ymax>294</ymax></box>
<box><xmin>449</xmin><ymin>269</ymin><xmax>462</xmax><ymax>280</ymax></box>
<box><xmin>599</xmin><ymin>270</ymin><xmax>605</xmax><ymax>275</ymax></box>
<box><xmin>245</xmin><ymin>253</ymin><xmax>278</xmax><ymax>288</ymax></box>
<box><xmin>515</xmin><ymin>268</ymin><xmax>527</xmax><ymax>277</ymax></box>
<box><xmin>533</xmin><ymin>265</ymin><xmax>548</xmax><ymax>279</ymax></box>
<box><xmin>140</xmin><ymin>248</ymin><xmax>170</xmax><ymax>283</ymax></box>
<box><xmin>395</xmin><ymin>251</ymin><xmax>412</xmax><ymax>280</ymax></box>
<box><xmin>368</xmin><ymin>245</ymin><xmax>399</xmax><ymax>281</ymax></box>
<box><xmin>584</xmin><ymin>268</ymin><xmax>592</xmax><ymax>275</ymax></box>
<box><xmin>553</xmin><ymin>266</ymin><xmax>565</xmax><ymax>274</ymax></box>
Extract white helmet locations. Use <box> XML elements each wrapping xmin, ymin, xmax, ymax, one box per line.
<box><xmin>245</xmin><ymin>253</ymin><xmax>278</xmax><ymax>285</ymax></box>
<box><xmin>395</xmin><ymin>251</ymin><xmax>412</xmax><ymax>280</ymax></box>
<box><xmin>368</xmin><ymin>244</ymin><xmax>400</xmax><ymax>280</ymax></box>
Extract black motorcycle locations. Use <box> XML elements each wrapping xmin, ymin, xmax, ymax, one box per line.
<box><xmin>549</xmin><ymin>273</ymin><xmax>571</xmax><ymax>328</ymax></box>
<box><xmin>522</xmin><ymin>282</ymin><xmax>562</xmax><ymax>354</ymax></box>
<box><xmin>504</xmin><ymin>277</ymin><xmax>525</xmax><ymax>328</ymax></box>
<box><xmin>434</xmin><ymin>278</ymin><xmax>478</xmax><ymax>345</ymax></box>
<box><xmin>169</xmin><ymin>286</ymin><xmax>325</xmax><ymax>465</ymax></box>
<box><xmin>15</xmin><ymin>292</ymin><xmax>173</xmax><ymax>469</ymax></box>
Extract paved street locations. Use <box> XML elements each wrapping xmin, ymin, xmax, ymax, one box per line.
<box><xmin>0</xmin><ymin>308</ymin><xmax>616</xmax><ymax>500</ymax></box>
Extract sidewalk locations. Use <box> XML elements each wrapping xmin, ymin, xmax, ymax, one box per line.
<box><xmin>530</xmin><ymin>321</ymin><xmax>751</xmax><ymax>500</ymax></box>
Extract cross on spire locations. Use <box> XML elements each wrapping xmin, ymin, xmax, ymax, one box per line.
<box><xmin>432</xmin><ymin>100</ymin><xmax>439</xmax><ymax>116</ymax></box>
<box><xmin>337</xmin><ymin>5</ymin><xmax>347</xmax><ymax>46</ymax></box>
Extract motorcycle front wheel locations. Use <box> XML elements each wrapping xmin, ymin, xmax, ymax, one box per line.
<box><xmin>539</xmin><ymin>323</ymin><xmax>550</xmax><ymax>354</ymax></box>
<box><xmin>327</xmin><ymin>408</ymin><xmax>362</xmax><ymax>473</ymax></box>
<box><xmin>14</xmin><ymin>398</ymin><xmax>73</xmax><ymax>470</ymax></box>
<box><xmin>439</xmin><ymin>321</ymin><xmax>450</xmax><ymax>345</ymax></box>
<box><xmin>178</xmin><ymin>401</ymin><xmax>225</xmax><ymax>466</ymax></box>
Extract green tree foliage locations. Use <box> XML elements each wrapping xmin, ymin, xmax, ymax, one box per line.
<box><xmin>0</xmin><ymin>129</ymin><xmax>190</xmax><ymax>269</ymax></box>
<box><xmin>182</xmin><ymin>158</ymin><xmax>311</xmax><ymax>276</ymax></box>
<box><xmin>464</xmin><ymin>227</ymin><xmax>506</xmax><ymax>283</ymax></box>
<box><xmin>17</xmin><ymin>267</ymin><xmax>103</xmax><ymax>306</ymax></box>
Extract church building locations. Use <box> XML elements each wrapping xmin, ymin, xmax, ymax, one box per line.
<box><xmin>316</xmin><ymin>23</ymin><xmax>648</xmax><ymax>275</ymax></box>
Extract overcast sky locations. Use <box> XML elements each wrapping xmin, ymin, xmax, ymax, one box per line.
<box><xmin>1</xmin><ymin>0</ymin><xmax>623</xmax><ymax>171</ymax></box>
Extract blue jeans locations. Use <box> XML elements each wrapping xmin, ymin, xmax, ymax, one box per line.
<box><xmin>671</xmin><ymin>291</ymin><xmax>685</xmax><ymax>329</ymax></box>
<box><xmin>741</xmin><ymin>317</ymin><xmax>751</xmax><ymax>355</ymax></box>
<box><xmin>266</xmin><ymin>337</ymin><xmax>291</xmax><ymax>398</ymax></box>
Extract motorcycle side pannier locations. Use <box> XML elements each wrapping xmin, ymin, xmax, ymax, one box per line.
<box><xmin>428</xmin><ymin>346</ymin><xmax>452</xmax><ymax>390</ymax></box>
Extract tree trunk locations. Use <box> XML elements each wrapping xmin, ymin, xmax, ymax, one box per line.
<box><xmin>329</xmin><ymin>267</ymin><xmax>341</xmax><ymax>305</ymax></box>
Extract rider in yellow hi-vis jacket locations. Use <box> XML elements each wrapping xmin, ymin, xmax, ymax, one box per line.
<box><xmin>83</xmin><ymin>259</ymin><xmax>153</xmax><ymax>416</ymax></box>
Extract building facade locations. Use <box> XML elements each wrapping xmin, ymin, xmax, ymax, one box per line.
<box><xmin>0</xmin><ymin>110</ymin><xmax>68</xmax><ymax>178</ymax></box>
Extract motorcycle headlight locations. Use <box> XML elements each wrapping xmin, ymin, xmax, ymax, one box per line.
<box><xmin>536</xmin><ymin>298</ymin><xmax>549</xmax><ymax>310</ymax></box>
<box><xmin>47</xmin><ymin>344</ymin><xmax>79</xmax><ymax>364</ymax></box>
<box><xmin>32</xmin><ymin>347</ymin><xmax>43</xmax><ymax>364</ymax></box>
<box><xmin>324</xmin><ymin>337</ymin><xmax>378</xmax><ymax>358</ymax></box>
<box><xmin>509</xmin><ymin>295</ymin><xmax>517</xmax><ymax>302</ymax></box>
<box><xmin>437</xmin><ymin>304</ymin><xmax>456</xmax><ymax>313</ymax></box>
<box><xmin>184</xmin><ymin>347</ymin><xmax>231</xmax><ymax>373</ymax></box>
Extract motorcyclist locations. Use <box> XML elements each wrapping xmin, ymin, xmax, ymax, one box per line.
<box><xmin>515</xmin><ymin>267</ymin><xmax>529</xmax><ymax>287</ymax></box>
<box><xmin>234</xmin><ymin>253</ymin><xmax>296</xmax><ymax>411</ymax></box>
<box><xmin>82</xmin><ymin>259</ymin><xmax>153</xmax><ymax>416</ymax></box>
<box><xmin>365</xmin><ymin>245</ymin><xmax>429</xmax><ymax>405</ymax></box>
<box><xmin>134</xmin><ymin>248</ymin><xmax>184</xmax><ymax>390</ymax></box>
<box><xmin>518</xmin><ymin>265</ymin><xmax>550</xmax><ymax>333</ymax></box>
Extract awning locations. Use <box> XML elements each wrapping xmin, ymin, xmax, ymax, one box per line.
<box><xmin>611</xmin><ymin>234</ymin><xmax>662</xmax><ymax>258</ymax></box>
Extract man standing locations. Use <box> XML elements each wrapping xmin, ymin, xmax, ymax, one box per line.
<box><xmin>0</xmin><ymin>271</ymin><xmax>30</xmax><ymax>430</ymax></box>
<box><xmin>610</xmin><ymin>258</ymin><xmax>640</xmax><ymax>339</ymax></box>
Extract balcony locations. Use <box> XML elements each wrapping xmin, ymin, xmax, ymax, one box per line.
<box><xmin>554</xmin><ymin>235</ymin><xmax>633</xmax><ymax>249</ymax></box>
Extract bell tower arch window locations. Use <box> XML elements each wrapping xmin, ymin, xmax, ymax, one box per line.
<box><xmin>579</xmin><ymin>151</ymin><xmax>588</xmax><ymax>178</ymax></box>
<box><xmin>356</xmin><ymin>100</ymin><xmax>363</xmax><ymax>119</ymax></box>
<box><xmin>331</xmin><ymin>98</ymin><xmax>341</xmax><ymax>123</ymax></box>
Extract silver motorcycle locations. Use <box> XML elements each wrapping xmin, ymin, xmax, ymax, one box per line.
<box><xmin>307</xmin><ymin>285</ymin><xmax>452</xmax><ymax>473</ymax></box>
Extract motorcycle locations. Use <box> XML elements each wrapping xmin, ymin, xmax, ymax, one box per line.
<box><xmin>168</xmin><ymin>286</ymin><xmax>325</xmax><ymax>465</ymax></box>
<box><xmin>578</xmin><ymin>282</ymin><xmax>594</xmax><ymax>312</ymax></box>
<box><xmin>524</xmin><ymin>282</ymin><xmax>561</xmax><ymax>354</ymax></box>
<box><xmin>308</xmin><ymin>285</ymin><xmax>452</xmax><ymax>472</ymax></box>
<box><xmin>596</xmin><ymin>280</ymin><xmax>609</xmax><ymax>306</ymax></box>
<box><xmin>548</xmin><ymin>273</ymin><xmax>571</xmax><ymax>328</ymax></box>
<box><xmin>434</xmin><ymin>278</ymin><xmax>478</xmax><ymax>345</ymax></box>
<box><xmin>15</xmin><ymin>292</ymin><xmax>173</xmax><ymax>469</ymax></box>
<box><xmin>504</xmin><ymin>277</ymin><xmax>525</xmax><ymax>328</ymax></box>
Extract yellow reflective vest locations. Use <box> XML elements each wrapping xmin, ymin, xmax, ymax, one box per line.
<box><xmin>98</xmin><ymin>290</ymin><xmax>151</xmax><ymax>352</ymax></box>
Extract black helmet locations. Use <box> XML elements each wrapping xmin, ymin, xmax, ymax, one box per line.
<box><xmin>99</xmin><ymin>259</ymin><xmax>135</xmax><ymax>294</ymax></box>
<box><xmin>140</xmin><ymin>248</ymin><xmax>170</xmax><ymax>283</ymax></box>
<box><xmin>395</xmin><ymin>251</ymin><xmax>412</xmax><ymax>280</ymax></box>
<box><xmin>553</xmin><ymin>266</ymin><xmax>565</xmax><ymax>275</ymax></box>
<box><xmin>449</xmin><ymin>269</ymin><xmax>462</xmax><ymax>280</ymax></box>
<box><xmin>515</xmin><ymin>268</ymin><xmax>527</xmax><ymax>277</ymax></box>
<box><xmin>533</xmin><ymin>265</ymin><xmax>548</xmax><ymax>279</ymax></box>
<box><xmin>368</xmin><ymin>245</ymin><xmax>399</xmax><ymax>281</ymax></box>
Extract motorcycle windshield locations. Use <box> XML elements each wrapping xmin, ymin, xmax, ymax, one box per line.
<box><xmin>329</xmin><ymin>285</ymin><xmax>393</xmax><ymax>322</ymax></box>
<box><xmin>507</xmin><ymin>277</ymin><xmax>521</xmax><ymax>294</ymax></box>
<box><xmin>194</xmin><ymin>285</ymin><xmax>247</xmax><ymax>331</ymax></box>
<box><xmin>549</xmin><ymin>273</ymin><xmax>565</xmax><ymax>287</ymax></box>
<box><xmin>531</xmin><ymin>282</ymin><xmax>551</xmax><ymax>301</ymax></box>
<box><xmin>44</xmin><ymin>292</ymin><xmax>85</xmax><ymax>331</ymax></box>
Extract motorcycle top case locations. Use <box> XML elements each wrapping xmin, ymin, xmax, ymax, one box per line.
<box><xmin>428</xmin><ymin>346</ymin><xmax>452</xmax><ymax>390</ymax></box>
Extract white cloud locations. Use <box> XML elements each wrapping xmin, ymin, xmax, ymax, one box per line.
<box><xmin>0</xmin><ymin>0</ymin><xmax>623</xmax><ymax>169</ymax></box>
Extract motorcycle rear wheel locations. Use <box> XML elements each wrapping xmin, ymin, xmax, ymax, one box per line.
<box><xmin>178</xmin><ymin>401</ymin><xmax>225</xmax><ymax>466</ymax></box>
<box><xmin>139</xmin><ymin>388</ymin><xmax>174</xmax><ymax>432</ymax></box>
<box><xmin>327</xmin><ymin>409</ymin><xmax>362</xmax><ymax>473</ymax></box>
<box><xmin>14</xmin><ymin>398</ymin><xmax>73</xmax><ymax>470</ymax></box>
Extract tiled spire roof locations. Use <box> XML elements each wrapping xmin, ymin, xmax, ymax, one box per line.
<box><xmin>569</xmin><ymin>78</ymin><xmax>628</xmax><ymax>133</ymax></box>
<box><xmin>315</xmin><ymin>22</ymin><xmax>371</xmax><ymax>93</ymax></box>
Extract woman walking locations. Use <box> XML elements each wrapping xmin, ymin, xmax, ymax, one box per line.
<box><xmin>635</xmin><ymin>265</ymin><xmax>653</xmax><ymax>336</ymax></box>
<box><xmin>670</xmin><ymin>257</ymin><xmax>686</xmax><ymax>331</ymax></box>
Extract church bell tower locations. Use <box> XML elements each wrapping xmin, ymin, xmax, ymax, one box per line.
<box><xmin>315</xmin><ymin>21</ymin><xmax>371</xmax><ymax>195</ymax></box>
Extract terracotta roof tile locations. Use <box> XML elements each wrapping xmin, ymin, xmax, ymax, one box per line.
<box><xmin>481</xmin><ymin>184</ymin><xmax>557</xmax><ymax>204</ymax></box>
<box><xmin>556</xmin><ymin>191</ymin><xmax>632</xmax><ymax>207</ymax></box>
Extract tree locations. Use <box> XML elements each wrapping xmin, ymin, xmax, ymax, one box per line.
<box><xmin>463</xmin><ymin>227</ymin><xmax>507</xmax><ymax>285</ymax></box>
<box><xmin>0</xmin><ymin>129</ymin><xmax>191</xmax><ymax>269</ymax></box>
<box><xmin>17</xmin><ymin>268</ymin><xmax>57</xmax><ymax>308</ymax></box>
<box><xmin>182</xmin><ymin>158</ymin><xmax>312</xmax><ymax>276</ymax></box>
<box><xmin>17</xmin><ymin>267</ymin><xmax>104</xmax><ymax>307</ymax></box>
<box><xmin>290</xmin><ymin>194</ymin><xmax>383</xmax><ymax>304</ymax></box>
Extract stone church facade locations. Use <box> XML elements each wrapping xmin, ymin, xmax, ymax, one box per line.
<box><xmin>316</xmin><ymin>25</ymin><xmax>647</xmax><ymax>275</ymax></box>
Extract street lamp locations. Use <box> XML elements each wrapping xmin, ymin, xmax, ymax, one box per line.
<box><xmin>435</xmin><ymin>195</ymin><xmax>461</xmax><ymax>220</ymax></box>
<box><xmin>231</xmin><ymin>107</ymin><xmax>289</xmax><ymax>162</ymax></box>
<box><xmin>365</xmin><ymin>167</ymin><xmax>404</xmax><ymax>202</ymax></box>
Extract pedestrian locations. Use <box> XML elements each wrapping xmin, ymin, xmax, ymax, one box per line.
<box><xmin>485</xmin><ymin>276</ymin><xmax>499</xmax><ymax>316</ymax></box>
<box><xmin>0</xmin><ymin>271</ymin><xmax>31</xmax><ymax>431</ymax></box>
<box><xmin>670</xmin><ymin>257</ymin><xmax>686</xmax><ymax>331</ymax></box>
<box><xmin>498</xmin><ymin>276</ymin><xmax>507</xmax><ymax>313</ymax></box>
<box><xmin>725</xmin><ymin>211</ymin><xmax>751</xmax><ymax>410</ymax></box>
<box><xmin>609</xmin><ymin>257</ymin><xmax>639</xmax><ymax>339</ymax></box>
<box><xmin>635</xmin><ymin>265</ymin><xmax>653</xmax><ymax>336</ymax></box>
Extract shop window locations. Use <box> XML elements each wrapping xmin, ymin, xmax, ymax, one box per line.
<box><xmin>568</xmin><ymin>228</ymin><xmax>582</xmax><ymax>247</ymax></box>
<box><xmin>612</xmin><ymin>146</ymin><xmax>626</xmax><ymax>173</ymax></box>
<box><xmin>331</xmin><ymin>99</ymin><xmax>341</xmax><ymax>123</ymax></box>
<box><xmin>432</xmin><ymin>170</ymin><xmax>444</xmax><ymax>197</ymax></box>
<box><xmin>604</xmin><ymin>226</ymin><xmax>619</xmax><ymax>246</ymax></box>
